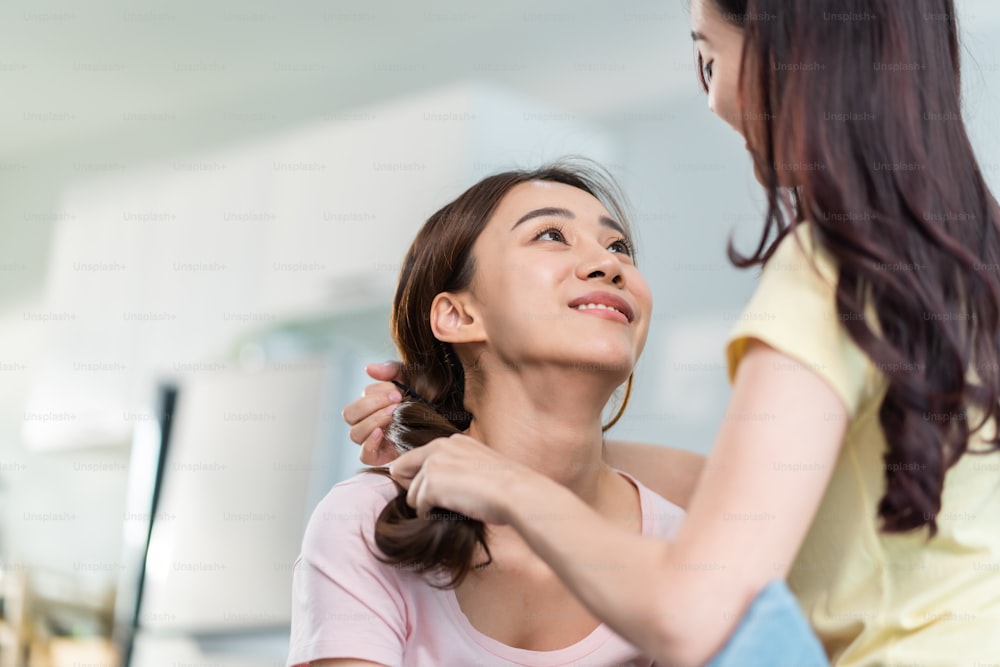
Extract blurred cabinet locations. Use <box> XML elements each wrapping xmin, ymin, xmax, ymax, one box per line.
<box><xmin>29</xmin><ymin>638</ymin><xmax>118</xmax><ymax>667</ymax></box>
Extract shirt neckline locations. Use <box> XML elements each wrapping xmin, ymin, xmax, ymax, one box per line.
<box><xmin>437</xmin><ymin>469</ymin><xmax>652</xmax><ymax>665</ymax></box>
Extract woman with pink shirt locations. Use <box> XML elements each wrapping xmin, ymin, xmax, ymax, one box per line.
<box><xmin>287</xmin><ymin>163</ymin><xmax>692</xmax><ymax>666</ymax></box>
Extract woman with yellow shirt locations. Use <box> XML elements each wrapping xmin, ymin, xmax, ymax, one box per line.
<box><xmin>341</xmin><ymin>0</ymin><xmax>1000</xmax><ymax>664</ymax></box>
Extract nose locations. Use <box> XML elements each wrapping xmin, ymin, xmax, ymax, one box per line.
<box><xmin>577</xmin><ymin>244</ymin><xmax>624</xmax><ymax>287</ymax></box>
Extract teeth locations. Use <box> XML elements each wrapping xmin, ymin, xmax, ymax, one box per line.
<box><xmin>576</xmin><ymin>303</ymin><xmax>622</xmax><ymax>315</ymax></box>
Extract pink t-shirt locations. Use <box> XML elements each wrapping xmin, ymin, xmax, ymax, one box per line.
<box><xmin>287</xmin><ymin>470</ymin><xmax>684</xmax><ymax>667</ymax></box>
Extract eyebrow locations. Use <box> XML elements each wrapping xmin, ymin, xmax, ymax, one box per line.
<box><xmin>691</xmin><ymin>30</ymin><xmax>710</xmax><ymax>44</ymax></box>
<box><xmin>511</xmin><ymin>206</ymin><xmax>626</xmax><ymax>236</ymax></box>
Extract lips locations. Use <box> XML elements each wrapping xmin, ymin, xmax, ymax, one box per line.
<box><xmin>568</xmin><ymin>292</ymin><xmax>635</xmax><ymax>323</ymax></box>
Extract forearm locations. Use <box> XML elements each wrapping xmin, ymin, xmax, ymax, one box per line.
<box><xmin>604</xmin><ymin>440</ymin><xmax>706</xmax><ymax>509</ymax></box>
<box><xmin>504</xmin><ymin>473</ymin><xmax>699</xmax><ymax>664</ymax></box>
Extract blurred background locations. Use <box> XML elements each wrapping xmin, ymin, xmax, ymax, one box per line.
<box><xmin>0</xmin><ymin>1</ymin><xmax>997</xmax><ymax>665</ymax></box>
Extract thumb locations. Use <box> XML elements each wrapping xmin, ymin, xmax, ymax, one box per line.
<box><xmin>366</xmin><ymin>361</ymin><xmax>406</xmax><ymax>383</ymax></box>
<box><xmin>386</xmin><ymin>462</ymin><xmax>413</xmax><ymax>489</ymax></box>
<box><xmin>387</xmin><ymin>445</ymin><xmax>431</xmax><ymax>489</ymax></box>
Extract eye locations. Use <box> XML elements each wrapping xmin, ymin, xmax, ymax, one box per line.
<box><xmin>697</xmin><ymin>53</ymin><xmax>714</xmax><ymax>92</ymax></box>
<box><xmin>534</xmin><ymin>225</ymin><xmax>567</xmax><ymax>243</ymax></box>
<box><xmin>608</xmin><ymin>238</ymin><xmax>634</xmax><ymax>257</ymax></box>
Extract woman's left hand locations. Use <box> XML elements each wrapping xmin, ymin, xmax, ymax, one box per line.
<box><xmin>389</xmin><ymin>434</ymin><xmax>537</xmax><ymax>525</ymax></box>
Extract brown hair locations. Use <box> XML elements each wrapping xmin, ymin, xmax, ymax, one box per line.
<box><xmin>368</xmin><ymin>160</ymin><xmax>636</xmax><ymax>587</ymax></box>
<box><xmin>705</xmin><ymin>0</ymin><xmax>1000</xmax><ymax>535</ymax></box>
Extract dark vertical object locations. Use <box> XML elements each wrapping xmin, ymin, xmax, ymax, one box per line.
<box><xmin>112</xmin><ymin>383</ymin><xmax>178</xmax><ymax>667</ymax></box>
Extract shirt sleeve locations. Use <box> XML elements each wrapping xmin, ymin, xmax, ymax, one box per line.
<box><xmin>725</xmin><ymin>225</ymin><xmax>873</xmax><ymax>418</ymax></box>
<box><xmin>287</xmin><ymin>478</ymin><xmax>407</xmax><ymax>667</ymax></box>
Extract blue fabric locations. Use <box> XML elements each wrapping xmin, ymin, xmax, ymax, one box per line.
<box><xmin>704</xmin><ymin>580</ymin><xmax>829</xmax><ymax>667</ymax></box>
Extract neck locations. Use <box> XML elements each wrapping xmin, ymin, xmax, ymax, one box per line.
<box><xmin>463</xmin><ymin>362</ymin><xmax>624</xmax><ymax>507</ymax></box>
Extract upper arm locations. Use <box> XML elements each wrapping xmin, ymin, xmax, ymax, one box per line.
<box><xmin>656</xmin><ymin>340</ymin><xmax>848</xmax><ymax>660</ymax></box>
<box><xmin>604</xmin><ymin>441</ymin><xmax>706</xmax><ymax>509</ymax></box>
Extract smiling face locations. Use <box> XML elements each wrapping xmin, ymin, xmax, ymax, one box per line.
<box><xmin>456</xmin><ymin>180</ymin><xmax>651</xmax><ymax>384</ymax></box>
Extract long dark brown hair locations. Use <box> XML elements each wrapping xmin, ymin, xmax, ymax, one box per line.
<box><xmin>705</xmin><ymin>0</ymin><xmax>1000</xmax><ymax>534</ymax></box>
<box><xmin>369</xmin><ymin>161</ymin><xmax>636</xmax><ymax>587</ymax></box>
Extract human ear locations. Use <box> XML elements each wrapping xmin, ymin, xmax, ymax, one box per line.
<box><xmin>430</xmin><ymin>292</ymin><xmax>485</xmax><ymax>344</ymax></box>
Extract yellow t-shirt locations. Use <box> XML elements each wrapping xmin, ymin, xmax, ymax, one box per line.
<box><xmin>726</xmin><ymin>225</ymin><xmax>1000</xmax><ymax>666</ymax></box>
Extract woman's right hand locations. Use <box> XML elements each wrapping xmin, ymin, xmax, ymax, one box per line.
<box><xmin>342</xmin><ymin>361</ymin><xmax>405</xmax><ymax>466</ymax></box>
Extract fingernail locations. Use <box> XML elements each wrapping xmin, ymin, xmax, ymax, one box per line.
<box><xmin>388</xmin><ymin>391</ymin><xmax>402</xmax><ymax>403</ymax></box>
<box><xmin>383</xmin><ymin>404</ymin><xmax>397</xmax><ymax>416</ymax></box>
